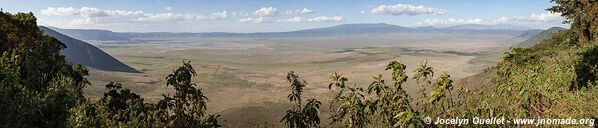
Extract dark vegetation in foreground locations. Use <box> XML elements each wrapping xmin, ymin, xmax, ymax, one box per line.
<box><xmin>1</xmin><ymin>0</ymin><xmax>597</xmax><ymax>127</ymax></box>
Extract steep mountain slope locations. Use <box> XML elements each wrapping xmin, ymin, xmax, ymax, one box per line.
<box><xmin>490</xmin><ymin>29</ymin><xmax>597</xmax><ymax>118</ymax></box>
<box><xmin>454</xmin><ymin>67</ymin><xmax>496</xmax><ymax>92</ymax></box>
<box><xmin>39</xmin><ymin>26</ymin><xmax>140</xmax><ymax>73</ymax></box>
<box><xmin>516</xmin><ymin>27</ymin><xmax>567</xmax><ymax>48</ymax></box>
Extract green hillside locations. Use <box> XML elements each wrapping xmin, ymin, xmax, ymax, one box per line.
<box><xmin>516</xmin><ymin>27</ymin><xmax>567</xmax><ymax>48</ymax></box>
<box><xmin>461</xmin><ymin>29</ymin><xmax>597</xmax><ymax>120</ymax></box>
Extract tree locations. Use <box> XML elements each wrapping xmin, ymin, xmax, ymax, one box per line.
<box><xmin>0</xmin><ymin>11</ymin><xmax>89</xmax><ymax>127</ymax></box>
<box><xmin>425</xmin><ymin>72</ymin><xmax>456</xmax><ymax>119</ymax></box>
<box><xmin>329</xmin><ymin>72</ymin><xmax>348</xmax><ymax>89</ymax></box>
<box><xmin>328</xmin><ymin>60</ymin><xmax>460</xmax><ymax>127</ymax></box>
<box><xmin>328</xmin><ymin>60</ymin><xmax>422</xmax><ymax>128</ymax></box>
<box><xmin>329</xmin><ymin>80</ymin><xmax>371</xmax><ymax>128</ymax></box>
<box><xmin>547</xmin><ymin>0</ymin><xmax>597</xmax><ymax>44</ymax></box>
<box><xmin>159</xmin><ymin>60</ymin><xmax>221</xmax><ymax>128</ymax></box>
<box><xmin>413</xmin><ymin>60</ymin><xmax>434</xmax><ymax>99</ymax></box>
<box><xmin>101</xmin><ymin>82</ymin><xmax>145</xmax><ymax>122</ymax></box>
<box><xmin>68</xmin><ymin>82</ymin><xmax>169</xmax><ymax>127</ymax></box>
<box><xmin>281</xmin><ymin>71</ymin><xmax>322</xmax><ymax>128</ymax></box>
<box><xmin>370</xmin><ymin>60</ymin><xmax>423</xmax><ymax>127</ymax></box>
<box><xmin>68</xmin><ymin>61</ymin><xmax>221</xmax><ymax>127</ymax></box>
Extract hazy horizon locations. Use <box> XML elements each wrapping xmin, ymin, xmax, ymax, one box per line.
<box><xmin>45</xmin><ymin>23</ymin><xmax>567</xmax><ymax>34</ymax></box>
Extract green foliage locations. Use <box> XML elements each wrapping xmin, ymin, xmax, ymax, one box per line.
<box><xmin>328</xmin><ymin>60</ymin><xmax>457</xmax><ymax>128</ymax></box>
<box><xmin>413</xmin><ymin>60</ymin><xmax>434</xmax><ymax>85</ymax></box>
<box><xmin>325</xmin><ymin>29</ymin><xmax>596</xmax><ymax>126</ymax></box>
<box><xmin>428</xmin><ymin>73</ymin><xmax>453</xmax><ymax>104</ymax></box>
<box><xmin>68</xmin><ymin>61</ymin><xmax>221</xmax><ymax>128</ymax></box>
<box><xmin>102</xmin><ymin>82</ymin><xmax>144</xmax><ymax>119</ymax></box>
<box><xmin>281</xmin><ymin>71</ymin><xmax>321</xmax><ymax>128</ymax></box>
<box><xmin>329</xmin><ymin>83</ymin><xmax>370</xmax><ymax>128</ymax></box>
<box><xmin>328</xmin><ymin>72</ymin><xmax>347</xmax><ymax>89</ymax></box>
<box><xmin>412</xmin><ymin>60</ymin><xmax>434</xmax><ymax>107</ymax></box>
<box><xmin>68</xmin><ymin>82</ymin><xmax>169</xmax><ymax>127</ymax></box>
<box><xmin>574</xmin><ymin>40</ymin><xmax>598</xmax><ymax>89</ymax></box>
<box><xmin>0</xmin><ymin>11</ymin><xmax>89</xmax><ymax>127</ymax></box>
<box><xmin>547</xmin><ymin>0</ymin><xmax>597</xmax><ymax>44</ymax></box>
<box><xmin>454</xmin><ymin>28</ymin><xmax>598</xmax><ymax>123</ymax></box>
<box><xmin>424</xmin><ymin>72</ymin><xmax>457</xmax><ymax>121</ymax></box>
<box><xmin>160</xmin><ymin>61</ymin><xmax>218</xmax><ymax>128</ymax></box>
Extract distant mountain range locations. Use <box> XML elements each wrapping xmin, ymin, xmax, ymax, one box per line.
<box><xmin>47</xmin><ymin>26</ymin><xmax>130</xmax><ymax>41</ymax></box>
<box><xmin>444</xmin><ymin>24</ymin><xmax>534</xmax><ymax>30</ymax></box>
<box><xmin>39</xmin><ymin>26</ymin><xmax>140</xmax><ymax>73</ymax></box>
<box><xmin>48</xmin><ymin>23</ymin><xmax>544</xmax><ymax>40</ymax></box>
<box><xmin>516</xmin><ymin>27</ymin><xmax>567</xmax><ymax>48</ymax></box>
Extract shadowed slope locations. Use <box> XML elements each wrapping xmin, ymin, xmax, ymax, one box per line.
<box><xmin>39</xmin><ymin>26</ymin><xmax>140</xmax><ymax>73</ymax></box>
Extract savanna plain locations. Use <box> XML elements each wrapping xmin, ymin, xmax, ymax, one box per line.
<box><xmin>83</xmin><ymin>32</ymin><xmax>522</xmax><ymax>127</ymax></box>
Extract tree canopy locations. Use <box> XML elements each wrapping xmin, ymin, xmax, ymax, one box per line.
<box><xmin>0</xmin><ymin>11</ymin><xmax>88</xmax><ymax>127</ymax></box>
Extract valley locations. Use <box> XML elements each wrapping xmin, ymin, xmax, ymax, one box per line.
<box><xmin>79</xmin><ymin>31</ymin><xmax>526</xmax><ymax>126</ymax></box>
<box><xmin>4</xmin><ymin>0</ymin><xmax>595</xmax><ymax>127</ymax></box>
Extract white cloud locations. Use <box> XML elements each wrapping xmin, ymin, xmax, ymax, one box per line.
<box><xmin>243</xmin><ymin>7</ymin><xmax>321</xmax><ymax>23</ymax></box>
<box><xmin>419</xmin><ymin>18</ymin><xmax>492</xmax><ymax>26</ymax></box>
<box><xmin>254</xmin><ymin>7</ymin><xmax>277</xmax><ymax>17</ymax></box>
<box><xmin>70</xmin><ymin>18</ymin><xmax>94</xmax><ymax>25</ymax></box>
<box><xmin>282</xmin><ymin>8</ymin><xmax>314</xmax><ymax>16</ymax></box>
<box><xmin>197</xmin><ymin>11</ymin><xmax>227</xmax><ymax>20</ymax></box>
<box><xmin>41</xmin><ymin>7</ymin><xmax>228</xmax><ymax>25</ymax></box>
<box><xmin>232</xmin><ymin>12</ymin><xmax>249</xmax><ymax>17</ymax></box>
<box><xmin>307</xmin><ymin>16</ymin><xmax>343</xmax><ymax>22</ymax></box>
<box><xmin>272</xmin><ymin>16</ymin><xmax>344</xmax><ymax>23</ymax></box>
<box><xmin>525</xmin><ymin>12</ymin><xmax>563</xmax><ymax>22</ymax></box>
<box><xmin>282</xmin><ymin>11</ymin><xmax>293</xmax><ymax>15</ymax></box>
<box><xmin>416</xmin><ymin>12</ymin><xmax>566</xmax><ymax>28</ymax></box>
<box><xmin>297</xmin><ymin>8</ymin><xmax>314</xmax><ymax>14</ymax></box>
<box><xmin>41</xmin><ymin>7</ymin><xmax>79</xmax><ymax>16</ymax></box>
<box><xmin>41</xmin><ymin>7</ymin><xmax>110</xmax><ymax>17</ymax></box>
<box><xmin>41</xmin><ymin>7</ymin><xmax>144</xmax><ymax>18</ymax></box>
<box><xmin>240</xmin><ymin>17</ymin><xmax>267</xmax><ymax>23</ymax></box>
<box><xmin>165</xmin><ymin>6</ymin><xmax>172</xmax><ymax>12</ymax></box>
<box><xmin>139</xmin><ymin>11</ymin><xmax>227</xmax><ymax>22</ymax></box>
<box><xmin>251</xmin><ymin>7</ymin><xmax>313</xmax><ymax>17</ymax></box>
<box><xmin>137</xmin><ymin>13</ymin><xmax>196</xmax><ymax>22</ymax></box>
<box><xmin>371</xmin><ymin>4</ymin><xmax>448</xmax><ymax>16</ymax></box>
<box><xmin>37</xmin><ymin>18</ymin><xmax>48</xmax><ymax>25</ymax></box>
<box><xmin>277</xmin><ymin>17</ymin><xmax>303</xmax><ymax>23</ymax></box>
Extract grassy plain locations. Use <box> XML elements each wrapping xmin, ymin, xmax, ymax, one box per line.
<box><xmin>84</xmin><ymin>33</ymin><xmax>523</xmax><ymax>127</ymax></box>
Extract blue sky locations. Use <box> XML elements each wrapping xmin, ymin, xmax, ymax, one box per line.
<box><xmin>1</xmin><ymin>0</ymin><xmax>567</xmax><ymax>32</ymax></box>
